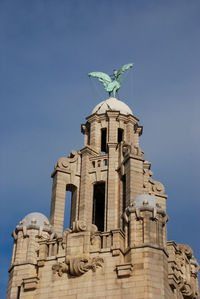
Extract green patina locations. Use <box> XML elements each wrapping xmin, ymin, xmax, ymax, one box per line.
<box><xmin>88</xmin><ymin>63</ymin><xmax>133</xmax><ymax>97</ymax></box>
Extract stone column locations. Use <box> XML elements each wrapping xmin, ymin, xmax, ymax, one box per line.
<box><xmin>89</xmin><ymin>116</ymin><xmax>101</xmax><ymax>153</ymax></box>
<box><xmin>50</xmin><ymin>171</ymin><xmax>69</xmax><ymax>235</ymax></box>
<box><xmin>106</xmin><ymin>112</ymin><xmax>119</xmax><ymax>230</ymax></box>
<box><xmin>125</xmin><ymin>155</ymin><xmax>144</xmax><ymax>206</ymax></box>
<box><xmin>79</xmin><ymin>147</ymin><xmax>94</xmax><ymax>225</ymax></box>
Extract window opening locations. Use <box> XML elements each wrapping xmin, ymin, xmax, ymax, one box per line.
<box><xmin>118</xmin><ymin>128</ymin><xmax>124</xmax><ymax>143</ymax></box>
<box><xmin>104</xmin><ymin>159</ymin><xmax>107</xmax><ymax>166</ymax></box>
<box><xmin>122</xmin><ymin>175</ymin><xmax>126</xmax><ymax>230</ymax></box>
<box><xmin>87</xmin><ymin>129</ymin><xmax>90</xmax><ymax>145</ymax></box>
<box><xmin>101</xmin><ymin>128</ymin><xmax>107</xmax><ymax>153</ymax></box>
<box><xmin>92</xmin><ymin>182</ymin><xmax>105</xmax><ymax>232</ymax></box>
<box><xmin>17</xmin><ymin>286</ymin><xmax>21</xmax><ymax>299</ymax></box>
<box><xmin>64</xmin><ymin>185</ymin><xmax>77</xmax><ymax>229</ymax></box>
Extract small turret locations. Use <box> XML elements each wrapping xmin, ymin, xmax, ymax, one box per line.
<box><xmin>124</xmin><ymin>194</ymin><xmax>168</xmax><ymax>249</ymax></box>
<box><xmin>123</xmin><ymin>194</ymin><xmax>171</xmax><ymax>298</ymax></box>
<box><xmin>12</xmin><ymin>212</ymin><xmax>53</xmax><ymax>265</ymax></box>
<box><xmin>7</xmin><ymin>213</ymin><xmax>54</xmax><ymax>298</ymax></box>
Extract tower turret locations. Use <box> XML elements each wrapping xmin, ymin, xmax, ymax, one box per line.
<box><xmin>7</xmin><ymin>213</ymin><xmax>53</xmax><ymax>298</ymax></box>
<box><xmin>7</xmin><ymin>94</ymin><xmax>199</xmax><ymax>299</ymax></box>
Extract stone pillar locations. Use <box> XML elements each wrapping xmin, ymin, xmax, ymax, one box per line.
<box><xmin>125</xmin><ymin>155</ymin><xmax>144</xmax><ymax>206</ymax></box>
<box><xmin>107</xmin><ymin>143</ymin><xmax>119</xmax><ymax>230</ymax></box>
<box><xmin>89</xmin><ymin>116</ymin><xmax>101</xmax><ymax>153</ymax></box>
<box><xmin>79</xmin><ymin>147</ymin><xmax>94</xmax><ymax>225</ymax></box>
<box><xmin>106</xmin><ymin>112</ymin><xmax>120</xmax><ymax>230</ymax></box>
<box><xmin>50</xmin><ymin>171</ymin><xmax>68</xmax><ymax>235</ymax></box>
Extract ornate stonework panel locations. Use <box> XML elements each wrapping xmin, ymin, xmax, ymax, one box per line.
<box><xmin>167</xmin><ymin>242</ymin><xmax>200</xmax><ymax>298</ymax></box>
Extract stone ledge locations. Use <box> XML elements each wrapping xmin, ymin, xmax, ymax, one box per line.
<box><xmin>23</xmin><ymin>276</ymin><xmax>39</xmax><ymax>291</ymax></box>
<box><xmin>115</xmin><ymin>263</ymin><xmax>133</xmax><ymax>278</ymax></box>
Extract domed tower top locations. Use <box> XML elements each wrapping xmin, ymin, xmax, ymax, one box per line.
<box><xmin>92</xmin><ymin>97</ymin><xmax>133</xmax><ymax>116</ymax></box>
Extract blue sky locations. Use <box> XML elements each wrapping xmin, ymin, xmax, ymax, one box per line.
<box><xmin>0</xmin><ymin>0</ymin><xmax>200</xmax><ymax>296</ymax></box>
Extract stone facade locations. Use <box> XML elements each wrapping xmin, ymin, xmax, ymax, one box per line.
<box><xmin>7</xmin><ymin>97</ymin><xmax>199</xmax><ymax>299</ymax></box>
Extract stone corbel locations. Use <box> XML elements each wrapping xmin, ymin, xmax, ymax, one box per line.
<box><xmin>115</xmin><ymin>263</ymin><xmax>133</xmax><ymax>278</ymax></box>
<box><xmin>23</xmin><ymin>276</ymin><xmax>39</xmax><ymax>291</ymax></box>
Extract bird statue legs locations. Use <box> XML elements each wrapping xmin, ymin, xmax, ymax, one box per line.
<box><xmin>113</xmin><ymin>87</ymin><xmax>117</xmax><ymax>98</ymax></box>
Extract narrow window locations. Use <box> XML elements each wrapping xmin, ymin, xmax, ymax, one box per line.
<box><xmin>64</xmin><ymin>185</ymin><xmax>77</xmax><ymax>229</ymax></box>
<box><xmin>17</xmin><ymin>286</ymin><xmax>21</xmax><ymax>299</ymax></box>
<box><xmin>92</xmin><ymin>182</ymin><xmax>105</xmax><ymax>232</ymax></box>
<box><xmin>122</xmin><ymin>175</ymin><xmax>126</xmax><ymax>230</ymax></box>
<box><xmin>87</xmin><ymin>128</ymin><xmax>90</xmax><ymax>145</ymax></box>
<box><xmin>118</xmin><ymin>128</ymin><xmax>124</xmax><ymax>143</ymax></box>
<box><xmin>101</xmin><ymin>128</ymin><xmax>107</xmax><ymax>153</ymax></box>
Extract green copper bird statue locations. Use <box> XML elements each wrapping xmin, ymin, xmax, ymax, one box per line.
<box><xmin>88</xmin><ymin>63</ymin><xmax>133</xmax><ymax>97</ymax></box>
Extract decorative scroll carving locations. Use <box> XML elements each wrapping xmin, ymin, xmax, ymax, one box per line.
<box><xmin>52</xmin><ymin>256</ymin><xmax>104</xmax><ymax>277</ymax></box>
<box><xmin>167</xmin><ymin>242</ymin><xmax>199</xmax><ymax>299</ymax></box>
<box><xmin>179</xmin><ymin>278</ymin><xmax>195</xmax><ymax>298</ymax></box>
<box><xmin>52</xmin><ymin>220</ymin><xmax>102</xmax><ymax>278</ymax></box>
<box><xmin>55</xmin><ymin>150</ymin><xmax>79</xmax><ymax>170</ymax></box>
<box><xmin>143</xmin><ymin>161</ymin><xmax>165</xmax><ymax>194</ymax></box>
<box><xmin>122</xmin><ymin>143</ymin><xmax>143</xmax><ymax>158</ymax></box>
<box><xmin>178</xmin><ymin>244</ymin><xmax>193</xmax><ymax>259</ymax></box>
<box><xmin>72</xmin><ymin>220</ymin><xmax>87</xmax><ymax>232</ymax></box>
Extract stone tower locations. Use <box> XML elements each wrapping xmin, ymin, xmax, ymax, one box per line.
<box><xmin>7</xmin><ymin>97</ymin><xmax>199</xmax><ymax>299</ymax></box>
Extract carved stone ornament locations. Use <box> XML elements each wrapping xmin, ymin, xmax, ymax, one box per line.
<box><xmin>55</xmin><ymin>150</ymin><xmax>79</xmax><ymax>170</ymax></box>
<box><xmin>179</xmin><ymin>278</ymin><xmax>198</xmax><ymax>299</ymax></box>
<box><xmin>52</xmin><ymin>256</ymin><xmax>104</xmax><ymax>277</ymax></box>
<box><xmin>122</xmin><ymin>143</ymin><xmax>143</xmax><ymax>158</ymax></box>
<box><xmin>168</xmin><ymin>242</ymin><xmax>200</xmax><ymax>299</ymax></box>
<box><xmin>143</xmin><ymin>162</ymin><xmax>165</xmax><ymax>195</ymax></box>
<box><xmin>72</xmin><ymin>220</ymin><xmax>87</xmax><ymax>232</ymax></box>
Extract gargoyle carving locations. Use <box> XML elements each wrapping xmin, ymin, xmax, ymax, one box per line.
<box><xmin>52</xmin><ymin>256</ymin><xmax>104</xmax><ymax>277</ymax></box>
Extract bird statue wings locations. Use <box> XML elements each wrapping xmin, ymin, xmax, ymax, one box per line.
<box><xmin>88</xmin><ymin>63</ymin><xmax>133</xmax><ymax>98</ymax></box>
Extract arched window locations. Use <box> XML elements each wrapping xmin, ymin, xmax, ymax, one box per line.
<box><xmin>92</xmin><ymin>182</ymin><xmax>105</xmax><ymax>231</ymax></box>
<box><xmin>64</xmin><ymin>184</ymin><xmax>77</xmax><ymax>229</ymax></box>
